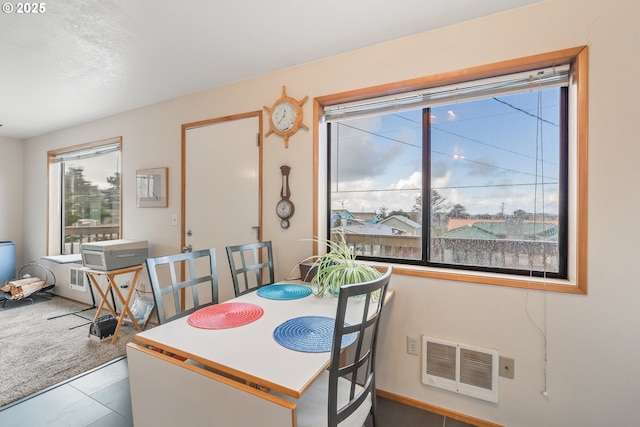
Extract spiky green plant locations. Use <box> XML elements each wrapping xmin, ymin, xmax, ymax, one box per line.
<box><xmin>303</xmin><ymin>232</ymin><xmax>381</xmax><ymax>297</ymax></box>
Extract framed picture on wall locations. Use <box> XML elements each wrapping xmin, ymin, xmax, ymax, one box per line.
<box><xmin>136</xmin><ymin>167</ymin><xmax>168</xmax><ymax>208</ymax></box>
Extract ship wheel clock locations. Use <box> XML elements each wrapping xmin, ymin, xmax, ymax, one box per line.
<box><xmin>264</xmin><ymin>86</ymin><xmax>308</xmax><ymax>148</ymax></box>
<box><xmin>276</xmin><ymin>165</ymin><xmax>294</xmax><ymax>229</ymax></box>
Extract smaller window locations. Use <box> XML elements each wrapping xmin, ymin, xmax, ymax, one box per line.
<box><xmin>48</xmin><ymin>138</ymin><xmax>121</xmax><ymax>255</ymax></box>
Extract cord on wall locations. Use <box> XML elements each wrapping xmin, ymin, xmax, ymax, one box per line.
<box><xmin>525</xmin><ymin>89</ymin><xmax>549</xmax><ymax>398</ymax></box>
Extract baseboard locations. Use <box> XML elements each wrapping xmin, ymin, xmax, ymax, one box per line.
<box><xmin>376</xmin><ymin>389</ymin><xmax>503</xmax><ymax>427</ymax></box>
<box><xmin>49</xmin><ymin>293</ymin><xmax>92</xmax><ymax>306</ymax></box>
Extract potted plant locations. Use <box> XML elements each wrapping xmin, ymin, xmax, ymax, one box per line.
<box><xmin>302</xmin><ymin>232</ymin><xmax>382</xmax><ymax>297</ymax></box>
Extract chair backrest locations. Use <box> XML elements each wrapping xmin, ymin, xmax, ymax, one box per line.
<box><xmin>145</xmin><ymin>248</ymin><xmax>218</xmax><ymax>325</ymax></box>
<box><xmin>328</xmin><ymin>266</ymin><xmax>392</xmax><ymax>427</ymax></box>
<box><xmin>225</xmin><ymin>241</ymin><xmax>275</xmax><ymax>297</ymax></box>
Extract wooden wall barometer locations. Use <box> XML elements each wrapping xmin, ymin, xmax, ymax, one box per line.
<box><xmin>276</xmin><ymin>165</ymin><xmax>294</xmax><ymax>229</ymax></box>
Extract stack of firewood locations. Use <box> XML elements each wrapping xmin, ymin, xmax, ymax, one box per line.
<box><xmin>1</xmin><ymin>277</ymin><xmax>46</xmax><ymax>300</ymax></box>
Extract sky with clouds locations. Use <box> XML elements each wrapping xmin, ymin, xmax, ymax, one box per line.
<box><xmin>330</xmin><ymin>87</ymin><xmax>561</xmax><ymax>217</ymax></box>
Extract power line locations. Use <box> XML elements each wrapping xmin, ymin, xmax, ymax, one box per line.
<box><xmin>336</xmin><ymin>122</ymin><xmax>420</xmax><ymax>149</ymax></box>
<box><xmin>393</xmin><ymin>111</ymin><xmax>547</xmax><ymax>163</ymax></box>
<box><xmin>432</xmin><ymin>148</ymin><xmax>558</xmax><ymax>181</ymax></box>
<box><xmin>434</xmin><ymin>182</ymin><xmax>559</xmax><ymax>190</ymax></box>
<box><xmin>392</xmin><ymin>105</ymin><xmax>559</xmax><ymax>166</ymax></box>
<box><xmin>332</xmin><ymin>181</ymin><xmax>559</xmax><ymax>194</ymax></box>
<box><xmin>336</xmin><ymin>121</ymin><xmax>558</xmax><ymax>180</ymax></box>
<box><xmin>335</xmin><ymin>121</ymin><xmax>558</xmax><ymax>180</ymax></box>
<box><xmin>492</xmin><ymin>97</ymin><xmax>559</xmax><ymax>127</ymax></box>
<box><xmin>432</xmin><ymin>127</ymin><xmax>558</xmax><ymax>167</ymax></box>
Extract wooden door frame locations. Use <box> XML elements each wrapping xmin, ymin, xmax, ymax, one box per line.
<box><xmin>180</xmin><ymin>111</ymin><xmax>264</xmax><ymax>305</ymax></box>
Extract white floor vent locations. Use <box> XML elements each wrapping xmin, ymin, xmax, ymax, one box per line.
<box><xmin>421</xmin><ymin>336</ymin><xmax>499</xmax><ymax>403</ymax></box>
<box><xmin>69</xmin><ymin>267</ymin><xmax>89</xmax><ymax>292</ymax></box>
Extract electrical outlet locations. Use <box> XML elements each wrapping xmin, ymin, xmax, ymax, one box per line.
<box><xmin>499</xmin><ymin>356</ymin><xmax>515</xmax><ymax>379</ymax></box>
<box><xmin>407</xmin><ymin>336</ymin><xmax>419</xmax><ymax>355</ymax></box>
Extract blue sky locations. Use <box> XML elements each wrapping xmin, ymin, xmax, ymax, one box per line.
<box><xmin>330</xmin><ymin>87</ymin><xmax>561</xmax><ymax>217</ymax></box>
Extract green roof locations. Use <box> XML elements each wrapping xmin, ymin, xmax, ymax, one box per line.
<box><xmin>443</xmin><ymin>225</ymin><xmax>498</xmax><ymax>239</ymax></box>
<box><xmin>443</xmin><ymin>221</ymin><xmax>558</xmax><ymax>240</ymax></box>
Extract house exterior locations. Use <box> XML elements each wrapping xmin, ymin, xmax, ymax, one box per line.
<box><xmin>379</xmin><ymin>215</ymin><xmax>422</xmax><ymax>236</ymax></box>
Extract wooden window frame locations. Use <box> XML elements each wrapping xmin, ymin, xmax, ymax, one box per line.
<box><xmin>46</xmin><ymin>136</ymin><xmax>123</xmax><ymax>256</ymax></box>
<box><xmin>312</xmin><ymin>47</ymin><xmax>588</xmax><ymax>294</ymax></box>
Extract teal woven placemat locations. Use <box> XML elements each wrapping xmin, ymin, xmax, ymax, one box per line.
<box><xmin>257</xmin><ymin>284</ymin><xmax>312</xmax><ymax>300</ymax></box>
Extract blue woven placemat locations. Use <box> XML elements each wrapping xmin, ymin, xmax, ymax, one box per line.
<box><xmin>273</xmin><ymin>316</ymin><xmax>357</xmax><ymax>353</ymax></box>
<box><xmin>257</xmin><ymin>284</ymin><xmax>312</xmax><ymax>300</ymax></box>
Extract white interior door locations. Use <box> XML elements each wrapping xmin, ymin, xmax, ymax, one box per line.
<box><xmin>184</xmin><ymin>114</ymin><xmax>261</xmax><ymax>302</ymax></box>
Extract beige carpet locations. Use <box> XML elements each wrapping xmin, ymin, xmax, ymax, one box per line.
<box><xmin>0</xmin><ymin>294</ymin><xmax>139</xmax><ymax>407</ymax></box>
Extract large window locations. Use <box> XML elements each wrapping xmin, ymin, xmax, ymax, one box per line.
<box><xmin>48</xmin><ymin>137</ymin><xmax>122</xmax><ymax>255</ymax></box>
<box><xmin>316</xmin><ymin>47</ymin><xmax>588</xmax><ymax>293</ymax></box>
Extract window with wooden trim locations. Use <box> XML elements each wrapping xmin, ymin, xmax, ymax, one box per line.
<box><xmin>315</xmin><ymin>47</ymin><xmax>588</xmax><ymax>293</ymax></box>
<box><xmin>47</xmin><ymin>137</ymin><xmax>122</xmax><ymax>255</ymax></box>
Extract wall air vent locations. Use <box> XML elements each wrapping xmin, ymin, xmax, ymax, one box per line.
<box><xmin>69</xmin><ymin>267</ymin><xmax>89</xmax><ymax>292</ymax></box>
<box><xmin>421</xmin><ymin>336</ymin><xmax>499</xmax><ymax>403</ymax></box>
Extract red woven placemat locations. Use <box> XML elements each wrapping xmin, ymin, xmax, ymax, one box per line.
<box><xmin>187</xmin><ymin>302</ymin><xmax>264</xmax><ymax>329</ymax></box>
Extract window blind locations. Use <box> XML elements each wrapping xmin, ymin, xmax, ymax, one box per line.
<box><xmin>325</xmin><ymin>64</ymin><xmax>570</xmax><ymax>122</ymax></box>
<box><xmin>54</xmin><ymin>142</ymin><xmax>120</xmax><ymax>163</ymax></box>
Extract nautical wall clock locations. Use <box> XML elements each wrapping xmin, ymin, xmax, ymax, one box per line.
<box><xmin>276</xmin><ymin>165</ymin><xmax>294</xmax><ymax>229</ymax></box>
<box><xmin>264</xmin><ymin>86</ymin><xmax>308</xmax><ymax>148</ymax></box>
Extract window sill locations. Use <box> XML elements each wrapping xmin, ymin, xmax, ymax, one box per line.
<box><xmin>371</xmin><ymin>262</ymin><xmax>585</xmax><ymax>295</ymax></box>
<box><xmin>40</xmin><ymin>254</ymin><xmax>82</xmax><ymax>264</ymax></box>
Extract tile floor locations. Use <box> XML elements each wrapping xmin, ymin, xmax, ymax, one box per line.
<box><xmin>0</xmin><ymin>357</ymin><xmax>132</xmax><ymax>427</ymax></box>
<box><xmin>0</xmin><ymin>356</ymin><xmax>476</xmax><ymax>427</ymax></box>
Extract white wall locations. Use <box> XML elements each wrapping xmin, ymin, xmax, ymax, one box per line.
<box><xmin>20</xmin><ymin>0</ymin><xmax>640</xmax><ymax>425</ymax></box>
<box><xmin>0</xmin><ymin>136</ymin><xmax>24</xmax><ymax>269</ymax></box>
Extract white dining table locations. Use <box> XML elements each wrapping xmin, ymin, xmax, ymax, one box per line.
<box><xmin>126</xmin><ymin>282</ymin><xmax>394</xmax><ymax>427</ymax></box>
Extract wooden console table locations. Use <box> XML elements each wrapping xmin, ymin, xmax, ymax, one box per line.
<box><xmin>85</xmin><ymin>264</ymin><xmax>144</xmax><ymax>343</ymax></box>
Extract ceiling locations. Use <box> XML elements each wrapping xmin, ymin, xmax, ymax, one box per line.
<box><xmin>0</xmin><ymin>0</ymin><xmax>543</xmax><ymax>140</ymax></box>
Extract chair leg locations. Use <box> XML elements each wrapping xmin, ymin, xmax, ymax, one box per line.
<box><xmin>370</xmin><ymin>393</ymin><xmax>377</xmax><ymax>427</ymax></box>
